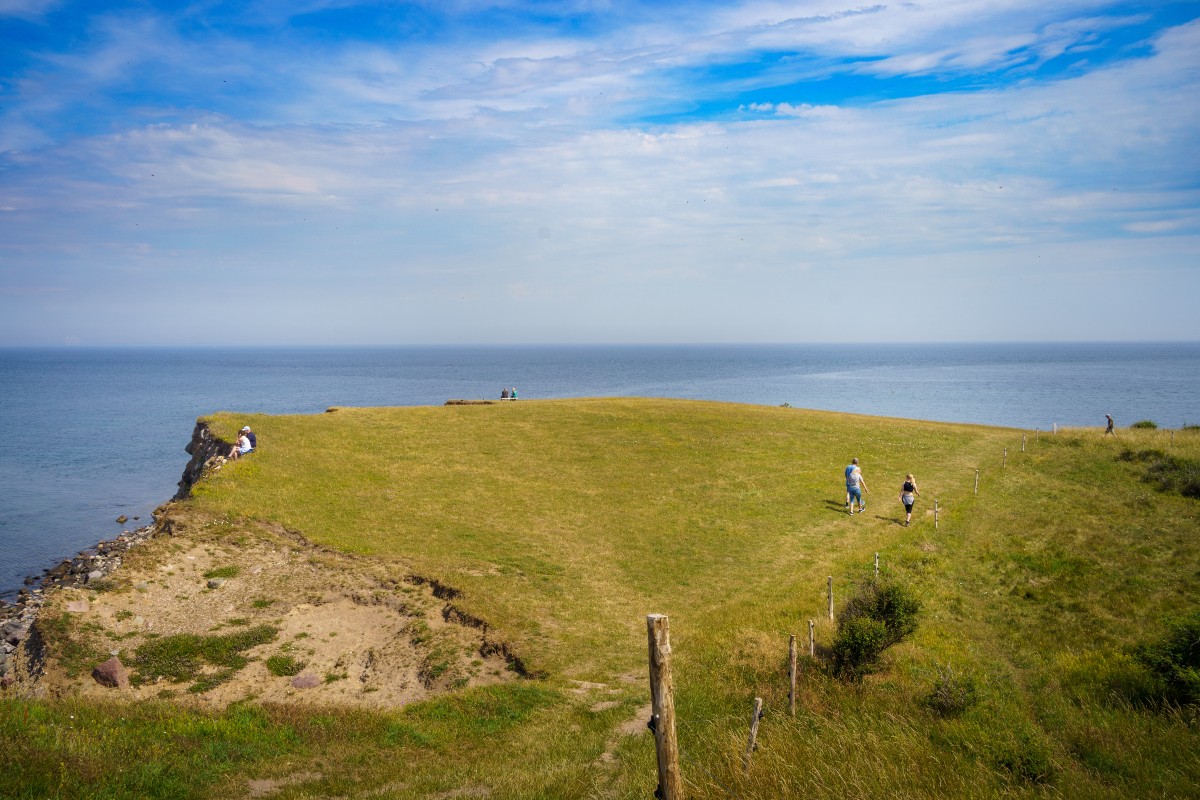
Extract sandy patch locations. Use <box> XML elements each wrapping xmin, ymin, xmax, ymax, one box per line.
<box><xmin>32</xmin><ymin>512</ymin><xmax>517</xmax><ymax>709</ymax></box>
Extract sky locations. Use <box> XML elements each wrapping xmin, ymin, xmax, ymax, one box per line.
<box><xmin>1</xmin><ymin>0</ymin><xmax>1198</xmax><ymax>346</ymax></box>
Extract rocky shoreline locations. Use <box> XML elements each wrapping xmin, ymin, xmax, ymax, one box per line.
<box><xmin>0</xmin><ymin>420</ymin><xmax>233</xmax><ymax>690</ymax></box>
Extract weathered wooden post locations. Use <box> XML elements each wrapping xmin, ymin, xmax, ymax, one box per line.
<box><xmin>808</xmin><ymin>619</ymin><xmax>815</xmax><ymax>658</ymax></box>
<box><xmin>1036</xmin><ymin>428</ymin><xmax>1040</xmax><ymax>443</ymax></box>
<box><xmin>743</xmin><ymin>697</ymin><xmax>764</xmax><ymax>774</ymax></box>
<box><xmin>934</xmin><ymin>499</ymin><xmax>939</xmax><ymax>530</ymax></box>
<box><xmin>1022</xmin><ymin>433</ymin><xmax>1026</xmax><ymax>452</ymax></box>
<box><xmin>1003</xmin><ymin>448</ymin><xmax>1007</xmax><ymax>468</ymax></box>
<box><xmin>788</xmin><ymin>635</ymin><xmax>797</xmax><ymax>716</ymax></box>
<box><xmin>827</xmin><ymin>576</ymin><xmax>834</xmax><ymax>621</ymax></box>
<box><xmin>646</xmin><ymin>614</ymin><xmax>683</xmax><ymax>800</ymax></box>
<box><xmin>874</xmin><ymin>552</ymin><xmax>879</xmax><ymax>579</ymax></box>
<box><xmin>1053</xmin><ymin>423</ymin><xmax>1057</xmax><ymax>435</ymax></box>
<box><xmin>974</xmin><ymin>469</ymin><xmax>979</xmax><ymax>496</ymax></box>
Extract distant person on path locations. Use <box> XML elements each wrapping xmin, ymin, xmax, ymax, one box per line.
<box><xmin>898</xmin><ymin>473</ymin><xmax>921</xmax><ymax>526</ymax></box>
<box><xmin>845</xmin><ymin>458</ymin><xmax>867</xmax><ymax>515</ymax></box>
<box><xmin>1105</xmin><ymin>414</ymin><xmax>1115</xmax><ymax>435</ymax></box>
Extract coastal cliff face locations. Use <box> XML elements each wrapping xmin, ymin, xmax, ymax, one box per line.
<box><xmin>174</xmin><ymin>421</ymin><xmax>233</xmax><ymax>500</ymax></box>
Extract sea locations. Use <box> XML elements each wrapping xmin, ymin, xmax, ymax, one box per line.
<box><xmin>2</xmin><ymin>342</ymin><xmax>1197</xmax><ymax>599</ymax></box>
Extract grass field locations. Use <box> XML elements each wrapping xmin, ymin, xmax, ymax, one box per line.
<box><xmin>3</xmin><ymin>398</ymin><xmax>1198</xmax><ymax>799</ymax></box>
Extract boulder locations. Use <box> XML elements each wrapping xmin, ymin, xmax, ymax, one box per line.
<box><xmin>92</xmin><ymin>656</ymin><xmax>129</xmax><ymax>689</ymax></box>
<box><xmin>291</xmin><ymin>673</ymin><xmax>321</xmax><ymax>689</ymax></box>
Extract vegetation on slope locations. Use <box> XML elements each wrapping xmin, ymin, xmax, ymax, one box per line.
<box><xmin>3</xmin><ymin>399</ymin><xmax>1198</xmax><ymax>799</ymax></box>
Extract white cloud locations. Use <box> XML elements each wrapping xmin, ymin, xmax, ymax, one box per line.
<box><xmin>0</xmin><ymin>0</ymin><xmax>60</xmax><ymax>19</ymax></box>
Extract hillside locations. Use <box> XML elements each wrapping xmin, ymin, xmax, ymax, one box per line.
<box><xmin>3</xmin><ymin>398</ymin><xmax>1199</xmax><ymax>799</ymax></box>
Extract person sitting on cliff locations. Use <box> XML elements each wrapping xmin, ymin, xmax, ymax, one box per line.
<box><xmin>230</xmin><ymin>429</ymin><xmax>253</xmax><ymax>459</ymax></box>
<box><xmin>241</xmin><ymin>425</ymin><xmax>257</xmax><ymax>450</ymax></box>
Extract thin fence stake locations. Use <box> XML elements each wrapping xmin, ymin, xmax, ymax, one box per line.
<box><xmin>874</xmin><ymin>552</ymin><xmax>879</xmax><ymax>579</ymax></box>
<box><xmin>828</xmin><ymin>576</ymin><xmax>834</xmax><ymax>621</ymax></box>
<box><xmin>1003</xmin><ymin>448</ymin><xmax>1007</xmax><ymax>468</ymax></box>
<box><xmin>743</xmin><ymin>697</ymin><xmax>764</xmax><ymax>774</ymax></box>
<box><xmin>808</xmin><ymin>619</ymin><xmax>815</xmax><ymax>658</ymax></box>
<box><xmin>974</xmin><ymin>469</ymin><xmax>979</xmax><ymax>496</ymax></box>
<box><xmin>788</xmin><ymin>635</ymin><xmax>797</xmax><ymax>716</ymax></box>
<box><xmin>1054</xmin><ymin>423</ymin><xmax>1057</xmax><ymax>435</ymax></box>
<box><xmin>934</xmin><ymin>500</ymin><xmax>939</xmax><ymax>530</ymax></box>
<box><xmin>646</xmin><ymin>614</ymin><xmax>683</xmax><ymax>800</ymax></box>
<box><xmin>1036</xmin><ymin>428</ymin><xmax>1040</xmax><ymax>442</ymax></box>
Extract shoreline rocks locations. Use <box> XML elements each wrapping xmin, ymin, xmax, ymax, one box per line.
<box><xmin>0</xmin><ymin>521</ymin><xmax>161</xmax><ymax>687</ymax></box>
<box><xmin>0</xmin><ymin>419</ymin><xmax>234</xmax><ymax>692</ymax></box>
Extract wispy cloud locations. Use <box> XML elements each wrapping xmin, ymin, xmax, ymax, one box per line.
<box><xmin>0</xmin><ymin>1</ymin><xmax>1197</xmax><ymax>345</ymax></box>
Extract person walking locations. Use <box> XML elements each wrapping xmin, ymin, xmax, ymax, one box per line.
<box><xmin>898</xmin><ymin>473</ymin><xmax>921</xmax><ymax>526</ymax></box>
<box><xmin>1105</xmin><ymin>414</ymin><xmax>1115</xmax><ymax>435</ymax></box>
<box><xmin>845</xmin><ymin>458</ymin><xmax>867</xmax><ymax>515</ymax></box>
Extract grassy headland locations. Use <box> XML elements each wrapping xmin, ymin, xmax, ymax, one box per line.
<box><xmin>3</xmin><ymin>398</ymin><xmax>1198</xmax><ymax>799</ymax></box>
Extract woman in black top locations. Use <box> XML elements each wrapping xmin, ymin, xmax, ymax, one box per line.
<box><xmin>899</xmin><ymin>474</ymin><xmax>920</xmax><ymax>526</ymax></box>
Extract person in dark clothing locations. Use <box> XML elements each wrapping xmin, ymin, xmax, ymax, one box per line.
<box><xmin>241</xmin><ymin>426</ymin><xmax>257</xmax><ymax>450</ymax></box>
<box><xmin>898</xmin><ymin>473</ymin><xmax>920</xmax><ymax>526</ymax></box>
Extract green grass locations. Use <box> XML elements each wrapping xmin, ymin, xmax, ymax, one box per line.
<box><xmin>130</xmin><ymin>625</ymin><xmax>278</xmax><ymax>693</ymax></box>
<box><xmin>264</xmin><ymin>654</ymin><xmax>306</xmax><ymax>677</ymax></box>
<box><xmin>5</xmin><ymin>399</ymin><xmax>1199</xmax><ymax>798</ymax></box>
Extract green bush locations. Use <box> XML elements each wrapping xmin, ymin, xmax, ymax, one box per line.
<box><xmin>1117</xmin><ymin>449</ymin><xmax>1200</xmax><ymax>499</ymax></box>
<box><xmin>1134</xmin><ymin>610</ymin><xmax>1200</xmax><ymax>706</ymax></box>
<box><xmin>1130</xmin><ymin>420</ymin><xmax>1158</xmax><ymax>429</ymax></box>
<box><xmin>923</xmin><ymin>663</ymin><xmax>979</xmax><ymax>717</ymax></box>
<box><xmin>831</xmin><ymin>577</ymin><xmax>921</xmax><ymax>681</ymax></box>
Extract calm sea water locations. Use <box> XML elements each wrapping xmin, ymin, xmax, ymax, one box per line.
<box><xmin>2</xmin><ymin>342</ymin><xmax>1197</xmax><ymax>598</ymax></box>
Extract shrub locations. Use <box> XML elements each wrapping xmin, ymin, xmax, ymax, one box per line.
<box><xmin>1134</xmin><ymin>610</ymin><xmax>1200</xmax><ymax>706</ymax></box>
<box><xmin>1116</xmin><ymin>450</ymin><xmax>1200</xmax><ymax>499</ymax></box>
<box><xmin>830</xmin><ymin>577</ymin><xmax>921</xmax><ymax>681</ymax></box>
<box><xmin>1130</xmin><ymin>420</ymin><xmax>1158</xmax><ymax>429</ymax></box>
<box><xmin>266</xmin><ymin>654</ymin><xmax>306</xmax><ymax>677</ymax></box>
<box><xmin>924</xmin><ymin>663</ymin><xmax>979</xmax><ymax>717</ymax></box>
<box><xmin>993</xmin><ymin>729</ymin><xmax>1055</xmax><ymax>784</ymax></box>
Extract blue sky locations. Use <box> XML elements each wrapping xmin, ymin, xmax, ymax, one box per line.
<box><xmin>1</xmin><ymin>0</ymin><xmax>1197</xmax><ymax>345</ymax></box>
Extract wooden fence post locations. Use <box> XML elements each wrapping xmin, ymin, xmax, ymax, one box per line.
<box><xmin>646</xmin><ymin>615</ymin><xmax>684</xmax><ymax>800</ymax></box>
<box><xmin>974</xmin><ymin>469</ymin><xmax>979</xmax><ymax>496</ymax></box>
<box><xmin>808</xmin><ymin>619</ymin><xmax>815</xmax><ymax>658</ymax></box>
<box><xmin>1003</xmin><ymin>448</ymin><xmax>1007</xmax><ymax>468</ymax></box>
<box><xmin>828</xmin><ymin>576</ymin><xmax>834</xmax><ymax>621</ymax></box>
<box><xmin>1022</xmin><ymin>433</ymin><xmax>1026</xmax><ymax>452</ymax></box>
<box><xmin>874</xmin><ymin>552</ymin><xmax>879</xmax><ymax>579</ymax></box>
<box><xmin>934</xmin><ymin>500</ymin><xmax>939</xmax><ymax>530</ymax></box>
<box><xmin>743</xmin><ymin>697</ymin><xmax>764</xmax><ymax>774</ymax></box>
<box><xmin>788</xmin><ymin>635</ymin><xmax>797</xmax><ymax>716</ymax></box>
<box><xmin>1036</xmin><ymin>428</ymin><xmax>1040</xmax><ymax>443</ymax></box>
